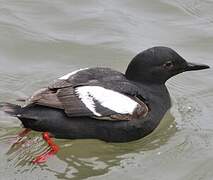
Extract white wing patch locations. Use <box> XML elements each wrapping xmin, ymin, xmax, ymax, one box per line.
<box><xmin>75</xmin><ymin>86</ymin><xmax>138</xmax><ymax>116</ymax></box>
<box><xmin>59</xmin><ymin>68</ymin><xmax>88</xmax><ymax>80</ymax></box>
<box><xmin>75</xmin><ymin>87</ymin><xmax>102</xmax><ymax>116</ymax></box>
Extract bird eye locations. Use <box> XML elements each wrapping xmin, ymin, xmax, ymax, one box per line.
<box><xmin>163</xmin><ymin>61</ymin><xmax>173</xmax><ymax>68</ymax></box>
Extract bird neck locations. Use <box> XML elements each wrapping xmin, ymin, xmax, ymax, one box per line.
<box><xmin>125</xmin><ymin>68</ymin><xmax>167</xmax><ymax>85</ymax></box>
<box><xmin>137</xmin><ymin>83</ymin><xmax>171</xmax><ymax>113</ymax></box>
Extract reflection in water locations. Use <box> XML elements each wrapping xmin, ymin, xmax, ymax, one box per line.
<box><xmin>1</xmin><ymin>112</ymin><xmax>176</xmax><ymax>179</ymax></box>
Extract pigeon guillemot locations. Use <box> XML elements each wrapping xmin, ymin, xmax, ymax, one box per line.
<box><xmin>0</xmin><ymin>46</ymin><xmax>209</xmax><ymax>163</ymax></box>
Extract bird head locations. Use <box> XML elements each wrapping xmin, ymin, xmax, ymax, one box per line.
<box><xmin>125</xmin><ymin>46</ymin><xmax>210</xmax><ymax>84</ymax></box>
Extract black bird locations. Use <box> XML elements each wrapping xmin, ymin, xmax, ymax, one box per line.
<box><xmin>0</xmin><ymin>46</ymin><xmax>209</xmax><ymax>163</ymax></box>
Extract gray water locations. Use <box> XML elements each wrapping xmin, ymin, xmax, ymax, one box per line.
<box><xmin>0</xmin><ymin>0</ymin><xmax>213</xmax><ymax>179</ymax></box>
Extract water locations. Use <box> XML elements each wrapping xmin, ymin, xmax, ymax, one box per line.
<box><xmin>0</xmin><ymin>0</ymin><xmax>213</xmax><ymax>179</ymax></box>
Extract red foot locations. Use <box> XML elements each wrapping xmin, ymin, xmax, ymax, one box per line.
<box><xmin>10</xmin><ymin>128</ymin><xmax>31</xmax><ymax>146</ymax></box>
<box><xmin>32</xmin><ymin>132</ymin><xmax>59</xmax><ymax>164</ymax></box>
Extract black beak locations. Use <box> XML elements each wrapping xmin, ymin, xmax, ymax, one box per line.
<box><xmin>185</xmin><ymin>62</ymin><xmax>210</xmax><ymax>71</ymax></box>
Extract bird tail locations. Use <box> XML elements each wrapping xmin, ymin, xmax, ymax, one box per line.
<box><xmin>0</xmin><ymin>102</ymin><xmax>21</xmax><ymax>116</ymax></box>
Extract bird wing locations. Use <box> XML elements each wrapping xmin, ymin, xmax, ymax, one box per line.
<box><xmin>25</xmin><ymin>68</ymin><xmax>149</xmax><ymax>121</ymax></box>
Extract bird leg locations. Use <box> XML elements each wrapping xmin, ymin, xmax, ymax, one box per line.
<box><xmin>18</xmin><ymin>128</ymin><xmax>31</xmax><ymax>137</ymax></box>
<box><xmin>10</xmin><ymin>128</ymin><xmax>31</xmax><ymax>146</ymax></box>
<box><xmin>32</xmin><ymin>132</ymin><xmax>59</xmax><ymax>163</ymax></box>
